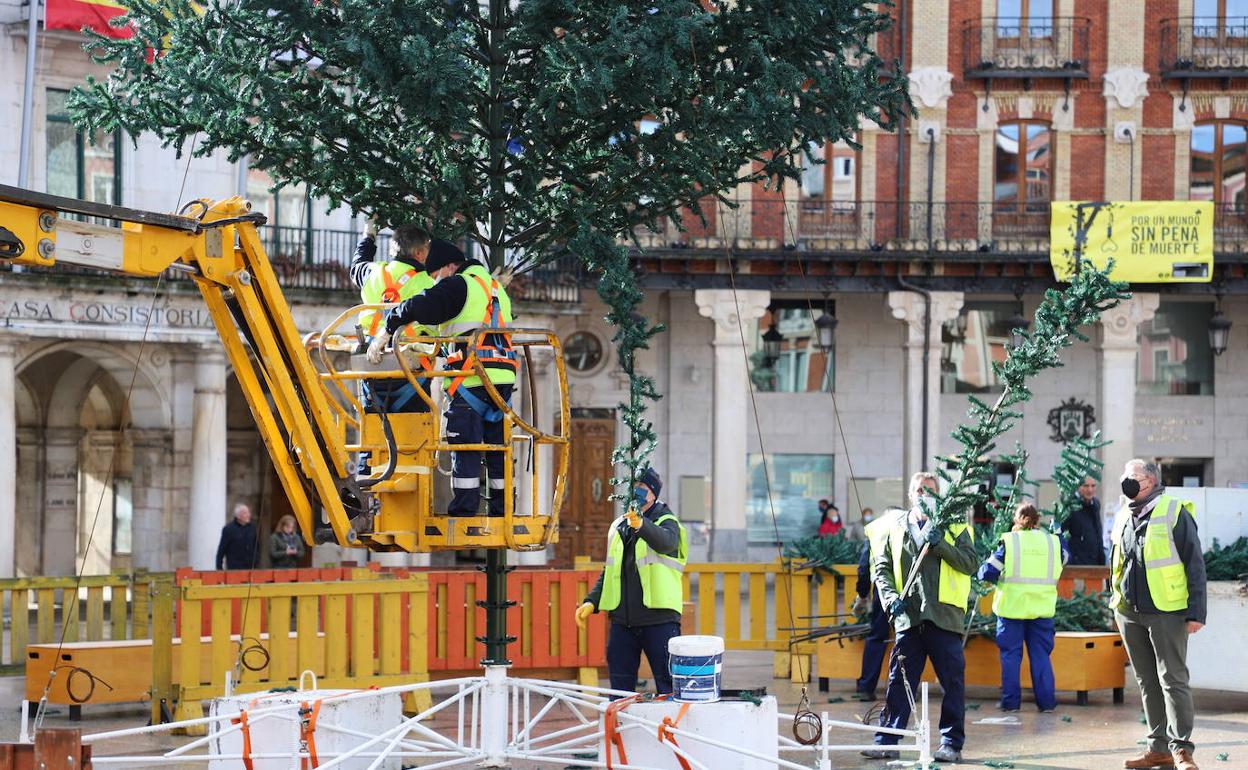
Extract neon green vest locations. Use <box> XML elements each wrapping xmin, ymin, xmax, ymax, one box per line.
<box><xmin>993</xmin><ymin>529</ymin><xmax>1062</xmax><ymax>620</ymax></box>
<box><xmin>864</xmin><ymin>515</ymin><xmax>893</xmax><ymax>564</ymax></box>
<box><xmin>440</xmin><ymin>264</ymin><xmax>516</xmax><ymax>389</ymax></box>
<box><xmin>1109</xmin><ymin>495</ymin><xmax>1193</xmax><ymax>613</ymax></box>
<box><xmin>597</xmin><ymin>513</ymin><xmax>689</xmax><ymax>614</ymax></box>
<box><xmin>358</xmin><ymin>261</ymin><xmax>434</xmax><ymax>338</ymax></box>
<box><xmin>889</xmin><ymin>518</ymin><xmax>973</xmax><ymax>610</ymax></box>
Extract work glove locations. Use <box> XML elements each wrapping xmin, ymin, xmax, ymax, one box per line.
<box><xmin>574</xmin><ymin>601</ymin><xmax>595</xmax><ymax>629</ymax></box>
<box><xmin>626</xmin><ymin>509</ymin><xmax>643</xmax><ymax>530</ymax></box>
<box><xmin>923</xmin><ymin>523</ymin><xmax>944</xmax><ymax>546</ymax></box>
<box><xmin>850</xmin><ymin>595</ymin><xmax>869</xmax><ymax>617</ymax></box>
<box><xmin>366</xmin><ymin>329</ymin><xmax>391</xmax><ymax>365</ymax></box>
<box><xmin>365</xmin><ymin>217</ymin><xmax>380</xmax><ymax>238</ymax></box>
<box><xmin>886</xmin><ymin>598</ymin><xmax>906</xmax><ymax>620</ymax></box>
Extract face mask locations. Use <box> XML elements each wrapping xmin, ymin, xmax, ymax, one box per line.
<box><xmin>917</xmin><ymin>495</ymin><xmax>936</xmax><ymax>513</ymax></box>
<box><xmin>830</xmin><ymin>514</ymin><xmax>840</xmax><ymax>522</ymax></box>
<box><xmin>1121</xmin><ymin>478</ymin><xmax>1141</xmax><ymax>499</ymax></box>
<box><xmin>633</xmin><ymin>486</ymin><xmax>648</xmax><ymax>509</ymax></box>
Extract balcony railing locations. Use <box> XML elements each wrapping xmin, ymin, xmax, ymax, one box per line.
<box><xmin>1160</xmin><ymin>17</ymin><xmax>1248</xmax><ymax>78</ymax></box>
<box><xmin>6</xmin><ymin>224</ymin><xmax>582</xmax><ymax>303</ymax></box>
<box><xmin>962</xmin><ymin>17</ymin><xmax>1091</xmax><ymax>79</ymax></box>
<box><xmin>633</xmin><ymin>199</ymin><xmax>1248</xmax><ymax>256</ymax></box>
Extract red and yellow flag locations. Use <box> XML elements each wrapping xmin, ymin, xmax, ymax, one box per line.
<box><xmin>45</xmin><ymin>0</ymin><xmax>135</xmax><ymax>39</ymax></box>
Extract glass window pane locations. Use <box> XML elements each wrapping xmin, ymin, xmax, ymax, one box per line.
<box><xmin>1028</xmin><ymin>0</ymin><xmax>1053</xmax><ymax>20</ymax></box>
<box><xmin>1194</xmin><ymin>0</ymin><xmax>1218</xmax><ymax>17</ymax></box>
<box><xmin>1225</xmin><ymin>0</ymin><xmax>1248</xmax><ymax>17</ymax></box>
<box><xmin>1025</xmin><ymin>124</ymin><xmax>1051</xmax><ymax>207</ymax></box>
<box><xmin>84</xmin><ymin>129</ymin><xmax>116</xmax><ymax>204</ymax></box>
<box><xmin>113</xmin><ymin>478</ymin><xmax>133</xmax><ymax>556</ymax></box>
<box><xmin>998</xmin><ymin>0</ymin><xmax>1021</xmax><ymax>18</ymax></box>
<box><xmin>1191</xmin><ymin>124</ymin><xmax>1217</xmax><ymax>202</ymax></box>
<box><xmin>746</xmin><ymin>454</ymin><xmax>834</xmax><ymax>545</ymax></box>
<box><xmin>46</xmin><ymin>122</ymin><xmax>78</xmax><ymax>199</ymax></box>
<box><xmin>1222</xmin><ymin>123</ymin><xmax>1246</xmax><ymax>209</ymax></box>
<box><xmin>941</xmin><ymin>301</ymin><xmax>1016</xmax><ymax>393</ymax></box>
<box><xmin>800</xmin><ymin>143</ymin><xmax>825</xmax><ymax>198</ymax></box>
<box><xmin>1137</xmin><ymin>302</ymin><xmax>1215</xmax><ymax>395</ymax></box>
<box><xmin>994</xmin><ymin>125</ymin><xmax>1021</xmax><ymax>204</ymax></box>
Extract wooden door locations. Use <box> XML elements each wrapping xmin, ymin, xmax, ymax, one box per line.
<box><xmin>553</xmin><ymin>413</ymin><xmax>617</xmax><ymax>567</ymax></box>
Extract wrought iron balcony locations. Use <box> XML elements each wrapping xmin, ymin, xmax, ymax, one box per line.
<box><xmin>962</xmin><ymin>17</ymin><xmax>1091</xmax><ymax>80</ymax></box>
<box><xmin>1160</xmin><ymin>17</ymin><xmax>1248</xmax><ymax>78</ymax></box>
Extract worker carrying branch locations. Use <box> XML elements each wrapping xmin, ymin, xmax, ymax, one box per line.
<box><xmin>575</xmin><ymin>469</ymin><xmax>689</xmax><ymax>696</ymax></box>
<box><xmin>367</xmin><ymin>243</ymin><xmax>517</xmax><ymax>516</ymax></box>
<box><xmin>864</xmin><ymin>471</ymin><xmax>977</xmax><ymax>765</ymax></box>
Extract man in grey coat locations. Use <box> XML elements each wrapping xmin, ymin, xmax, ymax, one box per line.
<box><xmin>1111</xmin><ymin>459</ymin><xmax>1207</xmax><ymax>770</ymax></box>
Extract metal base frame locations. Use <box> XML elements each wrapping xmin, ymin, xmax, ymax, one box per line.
<box><xmin>74</xmin><ymin>669</ymin><xmax>934</xmax><ymax>769</ymax></box>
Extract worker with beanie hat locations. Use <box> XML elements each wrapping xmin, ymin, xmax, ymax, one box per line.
<box><xmin>368</xmin><ymin>240</ymin><xmax>518</xmax><ymax>517</ymax></box>
<box><xmin>576</xmin><ymin>468</ymin><xmax>689</xmax><ymax>696</ymax></box>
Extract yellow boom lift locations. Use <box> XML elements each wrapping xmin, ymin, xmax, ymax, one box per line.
<box><xmin>0</xmin><ymin>184</ymin><xmax>569</xmax><ymax>555</ymax></box>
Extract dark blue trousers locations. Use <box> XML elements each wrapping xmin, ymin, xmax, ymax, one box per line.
<box><xmin>856</xmin><ymin>590</ymin><xmax>890</xmax><ymax>695</ymax></box>
<box><xmin>875</xmin><ymin>621</ymin><xmax>966</xmax><ymax>751</ymax></box>
<box><xmin>447</xmin><ymin>385</ymin><xmax>512</xmax><ymax>516</ymax></box>
<box><xmin>996</xmin><ymin>616</ymin><xmax>1057</xmax><ymax>711</ymax></box>
<box><xmin>607</xmin><ymin>621</ymin><xmax>683</xmax><ymax>696</ymax></box>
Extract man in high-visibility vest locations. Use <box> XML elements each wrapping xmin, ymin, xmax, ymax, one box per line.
<box><xmin>574</xmin><ymin>468</ymin><xmax>688</xmax><ymax>696</ymax></box>
<box><xmin>1111</xmin><ymin>459</ymin><xmax>1207</xmax><ymax>770</ymax></box>
<box><xmin>978</xmin><ymin>502</ymin><xmax>1068</xmax><ymax>713</ymax></box>
<box><xmin>850</xmin><ymin>509</ymin><xmax>898</xmax><ymax>700</ymax></box>
<box><xmin>368</xmin><ymin>243</ymin><xmax>517</xmax><ymax>516</ymax></box>
<box><xmin>863</xmin><ymin>472</ymin><xmax>978</xmax><ymax>765</ymax></box>
<box><xmin>350</xmin><ymin>222</ymin><xmax>437</xmax><ymax>413</ymax></box>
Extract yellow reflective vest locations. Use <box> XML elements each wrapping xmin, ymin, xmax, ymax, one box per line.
<box><xmin>358</xmin><ymin>260</ymin><xmax>434</xmax><ymax>339</ymax></box>
<box><xmin>1109</xmin><ymin>495</ymin><xmax>1194</xmax><ymax>613</ymax></box>
<box><xmin>992</xmin><ymin>529</ymin><xmax>1063</xmax><ymax>620</ymax></box>
<box><xmin>598</xmin><ymin>513</ymin><xmax>689</xmax><ymax>614</ymax></box>
<box><xmin>887</xmin><ymin>518</ymin><xmax>974</xmax><ymax>610</ymax></box>
<box><xmin>440</xmin><ymin>264</ymin><xmax>517</xmax><ymax>391</ymax></box>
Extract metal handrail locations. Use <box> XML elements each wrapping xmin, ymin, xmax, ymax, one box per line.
<box><xmin>962</xmin><ymin>16</ymin><xmax>1092</xmax><ymax>77</ymax></box>
<box><xmin>1160</xmin><ymin>16</ymin><xmax>1248</xmax><ymax>76</ymax></box>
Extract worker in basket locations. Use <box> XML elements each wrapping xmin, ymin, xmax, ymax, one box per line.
<box><xmin>367</xmin><ymin>241</ymin><xmax>517</xmax><ymax>516</ymax></box>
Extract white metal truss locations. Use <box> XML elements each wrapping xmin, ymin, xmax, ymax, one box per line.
<box><xmin>70</xmin><ymin>668</ymin><xmax>934</xmax><ymax>769</ymax></box>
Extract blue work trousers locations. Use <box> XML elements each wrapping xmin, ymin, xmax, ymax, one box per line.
<box><xmin>996</xmin><ymin>616</ymin><xmax>1057</xmax><ymax>711</ymax></box>
<box><xmin>606</xmin><ymin>621</ymin><xmax>683</xmax><ymax>697</ymax></box>
<box><xmin>875</xmin><ymin>621</ymin><xmax>966</xmax><ymax>751</ymax></box>
<box><xmin>856</xmin><ymin>590</ymin><xmax>890</xmax><ymax>695</ymax></box>
<box><xmin>447</xmin><ymin>385</ymin><xmax>512</xmax><ymax>517</ymax></box>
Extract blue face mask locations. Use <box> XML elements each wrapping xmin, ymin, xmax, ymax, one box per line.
<box><xmin>633</xmin><ymin>486</ymin><xmax>648</xmax><ymax>509</ymax></box>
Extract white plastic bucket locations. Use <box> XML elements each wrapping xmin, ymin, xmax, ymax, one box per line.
<box><xmin>669</xmin><ymin>635</ymin><xmax>724</xmax><ymax>703</ymax></box>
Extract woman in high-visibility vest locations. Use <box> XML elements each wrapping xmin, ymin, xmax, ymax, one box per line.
<box><xmin>978</xmin><ymin>502</ymin><xmax>1068</xmax><ymax>712</ymax></box>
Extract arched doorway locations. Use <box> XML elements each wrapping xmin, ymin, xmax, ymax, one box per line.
<box><xmin>16</xmin><ymin>345</ymin><xmax>169</xmax><ymax>576</ymax></box>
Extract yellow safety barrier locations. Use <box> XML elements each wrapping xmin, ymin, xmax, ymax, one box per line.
<box><xmin>164</xmin><ymin>571</ymin><xmax>429</xmax><ymax>732</ymax></box>
<box><xmin>0</xmin><ymin>572</ymin><xmax>168</xmax><ymax>675</ymax></box>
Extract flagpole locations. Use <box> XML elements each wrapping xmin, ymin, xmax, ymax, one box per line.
<box><xmin>17</xmin><ymin>0</ymin><xmax>41</xmax><ymax>187</ymax></box>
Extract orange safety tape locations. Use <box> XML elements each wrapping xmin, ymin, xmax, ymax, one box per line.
<box><xmin>656</xmin><ymin>702</ymin><xmax>693</xmax><ymax>770</ymax></box>
<box><xmin>602</xmin><ymin>694</ymin><xmax>645</xmax><ymax>770</ymax></box>
<box><xmin>299</xmin><ymin>698</ymin><xmax>323</xmax><ymax>769</ymax></box>
<box><xmin>230</xmin><ymin>709</ymin><xmax>255</xmax><ymax>770</ymax></box>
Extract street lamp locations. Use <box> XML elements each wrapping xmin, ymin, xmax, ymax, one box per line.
<box><xmin>814</xmin><ymin>309</ymin><xmax>838</xmax><ymax>352</ymax></box>
<box><xmin>762</xmin><ymin>322</ymin><xmax>784</xmax><ymax>367</ymax></box>
<box><xmin>1209</xmin><ymin>307</ymin><xmax>1232</xmax><ymax>357</ymax></box>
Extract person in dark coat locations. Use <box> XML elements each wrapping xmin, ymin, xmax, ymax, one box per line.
<box><xmin>268</xmin><ymin>514</ymin><xmax>306</xmax><ymax>569</ymax></box>
<box><xmin>1065</xmin><ymin>476</ymin><xmax>1106</xmax><ymax>565</ymax></box>
<box><xmin>215</xmin><ymin>503</ymin><xmax>260</xmax><ymax>570</ymax></box>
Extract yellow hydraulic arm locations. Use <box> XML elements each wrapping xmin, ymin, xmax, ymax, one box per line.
<box><xmin>0</xmin><ymin>184</ymin><xmax>569</xmax><ymax>553</ymax></box>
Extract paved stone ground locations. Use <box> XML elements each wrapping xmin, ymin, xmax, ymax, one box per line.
<box><xmin>3</xmin><ymin>650</ymin><xmax>1246</xmax><ymax>769</ymax></box>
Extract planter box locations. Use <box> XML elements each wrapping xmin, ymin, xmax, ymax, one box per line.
<box><xmin>816</xmin><ymin>631</ymin><xmax>1127</xmax><ymax>705</ymax></box>
<box><xmin>1187</xmin><ymin>581</ymin><xmax>1248</xmax><ymax>692</ymax></box>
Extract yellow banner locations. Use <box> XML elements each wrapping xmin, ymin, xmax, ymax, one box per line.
<box><xmin>1049</xmin><ymin>201</ymin><xmax>1213</xmax><ymax>283</ymax></box>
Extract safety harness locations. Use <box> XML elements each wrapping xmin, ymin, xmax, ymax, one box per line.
<box><xmin>365</xmin><ymin>264</ymin><xmax>421</xmax><ymax>337</ymax></box>
<box><xmin>444</xmin><ymin>272</ymin><xmax>517</xmax><ymax>421</ymax></box>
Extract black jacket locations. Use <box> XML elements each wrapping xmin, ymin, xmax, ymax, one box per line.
<box><xmin>1065</xmin><ymin>496</ymin><xmax>1106</xmax><ymax>565</ymax></box>
<box><xmin>584</xmin><ymin>502</ymin><xmax>683</xmax><ymax>627</ymax></box>
<box><xmin>383</xmin><ymin>261</ymin><xmax>477</xmax><ymax>335</ymax></box>
<box><xmin>215</xmin><ymin>520</ymin><xmax>259</xmax><ymax>571</ymax></box>
<box><xmin>856</xmin><ymin>539</ymin><xmax>872</xmax><ymax>599</ymax></box>
<box><xmin>1118</xmin><ymin>489</ymin><xmax>1208</xmax><ymax>624</ymax></box>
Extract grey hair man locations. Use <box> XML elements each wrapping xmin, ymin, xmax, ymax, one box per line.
<box><xmin>1111</xmin><ymin>459</ymin><xmax>1207</xmax><ymax>770</ymax></box>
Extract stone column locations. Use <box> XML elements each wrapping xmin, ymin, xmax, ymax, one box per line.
<box><xmin>694</xmin><ymin>289</ymin><xmax>770</xmax><ymax>562</ymax></box>
<box><xmin>43</xmin><ymin>427</ymin><xmax>82</xmax><ymax>576</ymax></box>
<box><xmin>0</xmin><ymin>340</ymin><xmax>17</xmax><ymax>577</ymax></box>
<box><xmin>188</xmin><ymin>345</ymin><xmax>228</xmax><ymax>570</ymax></box>
<box><xmin>888</xmin><ymin>291</ymin><xmax>964</xmax><ymax>482</ymax></box>
<box><xmin>1097</xmin><ymin>294</ymin><xmax>1160</xmax><ymax>483</ymax></box>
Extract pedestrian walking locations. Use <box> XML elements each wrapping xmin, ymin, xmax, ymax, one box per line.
<box><xmin>214</xmin><ymin>503</ymin><xmax>259</xmax><ymax>571</ymax></box>
<box><xmin>269</xmin><ymin>514</ymin><xmax>306</xmax><ymax>569</ymax></box>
